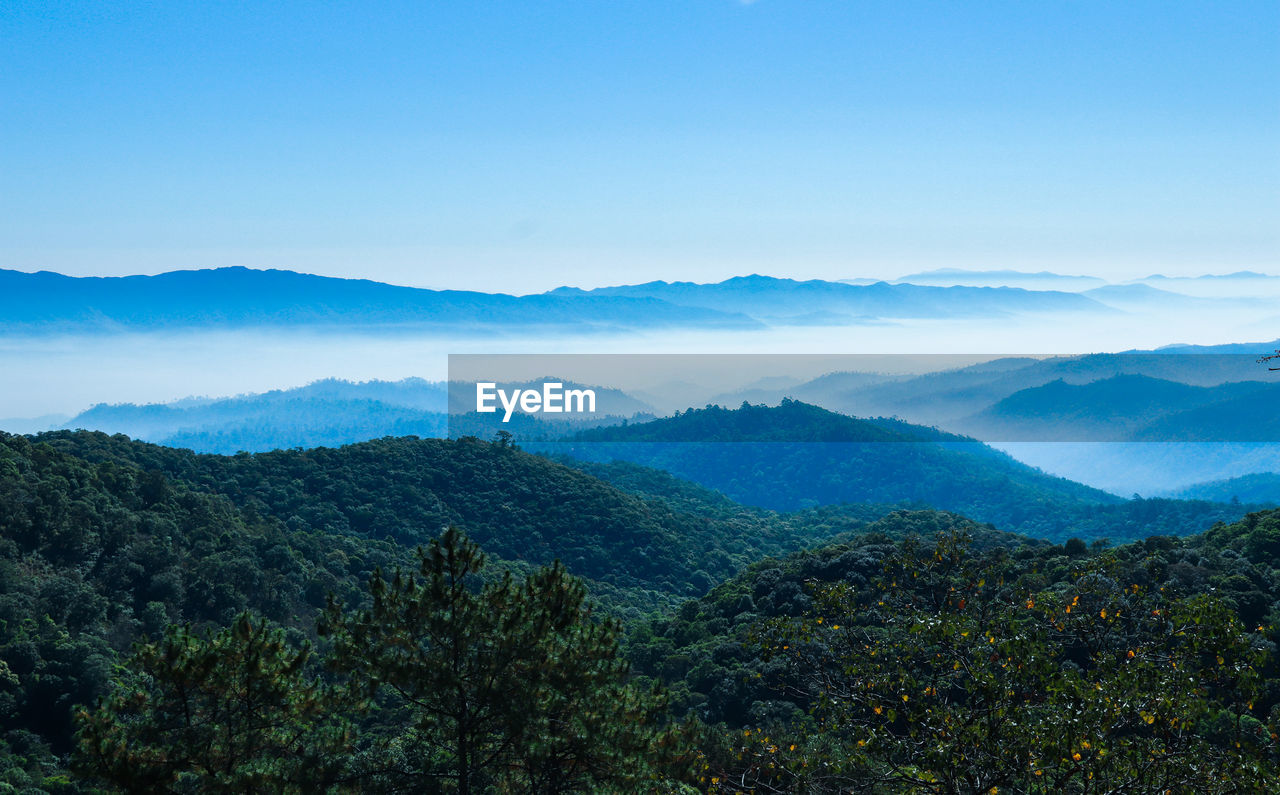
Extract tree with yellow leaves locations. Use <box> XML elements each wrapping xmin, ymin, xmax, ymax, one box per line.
<box><xmin>707</xmin><ymin>531</ymin><xmax>1278</xmax><ymax>793</ymax></box>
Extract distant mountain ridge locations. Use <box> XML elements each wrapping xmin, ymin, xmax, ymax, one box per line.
<box><xmin>62</xmin><ymin>378</ymin><xmax>450</xmax><ymax>453</ymax></box>
<box><xmin>547</xmin><ymin>273</ymin><xmax>1108</xmax><ymax>322</ymax></box>
<box><xmin>0</xmin><ymin>268</ymin><xmax>1130</xmax><ymax>334</ymax></box>
<box><xmin>956</xmin><ymin>375</ymin><xmax>1280</xmax><ymax>442</ymax></box>
<box><xmin>1142</xmin><ymin>271</ymin><xmax>1278</xmax><ymax>281</ymax></box>
<box><xmin>8</xmin><ymin>267</ymin><xmax>1277</xmax><ymax>336</ymax></box>
<box><xmin>1160</xmin><ymin>473</ymin><xmax>1280</xmax><ymax>505</ymax></box>
<box><xmin>1129</xmin><ymin>272</ymin><xmax>1280</xmax><ymax>299</ymax></box>
<box><xmin>52</xmin><ymin>376</ymin><xmax>657</xmax><ymax>453</ymax></box>
<box><xmin>892</xmin><ymin>268</ymin><xmax>1107</xmax><ymax>290</ymax></box>
<box><xmin>709</xmin><ymin>350</ymin><xmax>1279</xmax><ymax>431</ymax></box>
<box><xmin>0</xmin><ymin>267</ymin><xmax>759</xmax><ymax>333</ymax></box>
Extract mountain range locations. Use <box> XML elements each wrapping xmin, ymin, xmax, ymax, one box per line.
<box><xmin>548</xmin><ymin>274</ymin><xmax>1107</xmax><ymax>323</ymax></box>
<box><xmin>890</xmin><ymin>268</ymin><xmax>1108</xmax><ymax>290</ymax></box>
<box><xmin>0</xmin><ymin>268</ymin><xmax>1123</xmax><ymax>334</ymax></box>
<box><xmin>707</xmin><ymin>351</ymin><xmax>1276</xmax><ymax>431</ymax></box>
<box><xmin>26</xmin><ymin>338</ymin><xmax>1280</xmax><ymax>495</ymax></box>
<box><xmin>6</xmin><ymin>267</ymin><xmax>1278</xmax><ymax>339</ymax></box>
<box><xmin>0</xmin><ymin>267</ymin><xmax>758</xmax><ymax>333</ymax></box>
<box><xmin>885</xmin><ymin>268</ymin><xmax>1280</xmax><ymax>295</ymax></box>
<box><xmin>955</xmin><ymin>374</ymin><xmax>1280</xmax><ymax>442</ymax></box>
<box><xmin>1160</xmin><ymin>472</ymin><xmax>1280</xmax><ymax>504</ymax></box>
<box><xmin>63</xmin><ymin>378</ymin><xmax>450</xmax><ymax>453</ymax></box>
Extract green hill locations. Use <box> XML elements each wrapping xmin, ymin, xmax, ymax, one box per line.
<box><xmin>0</xmin><ymin>429</ymin><xmax>878</xmax><ymax>785</ymax></box>
<box><xmin>638</xmin><ymin>508</ymin><xmax>1280</xmax><ymax>787</ymax></box>
<box><xmin>29</xmin><ymin>430</ymin><xmax>845</xmax><ymax>598</ymax></box>
<box><xmin>545</xmin><ymin>400</ymin><xmax>1253</xmax><ymax>542</ymax></box>
<box><xmin>3</xmin><ymin>428</ymin><xmax>1277</xmax><ymax>790</ymax></box>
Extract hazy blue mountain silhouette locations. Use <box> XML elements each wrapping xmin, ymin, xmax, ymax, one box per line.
<box><xmin>0</xmin><ymin>267</ymin><xmax>760</xmax><ymax>332</ymax></box>
<box><xmin>60</xmin><ymin>376</ymin><xmax>654</xmax><ymax>454</ymax></box>
<box><xmin>1081</xmin><ymin>284</ymin><xmax>1229</xmax><ymax>309</ymax></box>
<box><xmin>892</xmin><ymin>268</ymin><xmax>1106</xmax><ymax>290</ymax></box>
<box><xmin>546</xmin><ymin>274</ymin><xmax>1107</xmax><ymax>322</ymax></box>
<box><xmin>539</xmin><ymin>401</ymin><xmax>1250</xmax><ymax>542</ymax></box>
<box><xmin>64</xmin><ymin>378</ymin><xmax>450</xmax><ymax>452</ymax></box>
<box><xmin>957</xmin><ymin>375</ymin><xmax>1279</xmax><ymax>441</ymax></box>
<box><xmin>764</xmin><ymin>352</ymin><xmax>1278</xmax><ymax>430</ymax></box>
<box><xmin>1141</xmin><ymin>271</ymin><xmax>1277</xmax><ymax>282</ymax></box>
<box><xmin>1163</xmin><ymin>473</ymin><xmax>1280</xmax><ymax>505</ymax></box>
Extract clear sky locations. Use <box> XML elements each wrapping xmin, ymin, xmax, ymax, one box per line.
<box><xmin>2</xmin><ymin>1</ymin><xmax>1276</xmax><ymax>294</ymax></box>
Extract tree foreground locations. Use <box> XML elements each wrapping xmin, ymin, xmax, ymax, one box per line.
<box><xmin>75</xmin><ymin>528</ymin><xmax>696</xmax><ymax>793</ymax></box>
<box><xmin>704</xmin><ymin>531</ymin><xmax>1280</xmax><ymax>793</ymax></box>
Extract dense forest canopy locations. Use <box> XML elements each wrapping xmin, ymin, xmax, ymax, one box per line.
<box><xmin>2</xmin><ymin>428</ymin><xmax>1279</xmax><ymax>791</ymax></box>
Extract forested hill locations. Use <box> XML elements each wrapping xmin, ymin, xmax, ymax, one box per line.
<box><xmin>0</xmin><ymin>429</ymin><xmax>868</xmax><ymax>784</ymax></box>
<box><xmin>635</xmin><ymin>508</ymin><xmax>1280</xmax><ymax>788</ymax></box>
<box><xmin>0</xmin><ymin>431</ymin><xmax>416</xmax><ymax>778</ymax></box>
<box><xmin>0</xmin><ymin>428</ymin><xmax>1022</xmax><ymax>788</ymax></box>
<box><xmin>548</xmin><ymin>400</ymin><xmax>1255</xmax><ymax>542</ymax></box>
<box><xmin>569</xmin><ymin>398</ymin><xmax>969</xmax><ymax>443</ymax></box>
<box><xmin>24</xmin><ymin>430</ymin><xmax>853</xmax><ymax>596</ymax></box>
<box><xmin>4</xmin><ymin>429</ymin><xmax>1279</xmax><ymax>790</ymax></box>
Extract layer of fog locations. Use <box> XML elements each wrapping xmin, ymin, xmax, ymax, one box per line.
<box><xmin>4</xmin><ymin>298</ymin><xmax>1275</xmax><ymax>420</ymax></box>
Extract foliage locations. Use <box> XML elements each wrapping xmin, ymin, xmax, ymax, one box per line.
<box><xmin>0</xmin><ymin>431</ymin><xmax>406</xmax><ymax>787</ymax></box>
<box><xmin>710</xmin><ymin>532</ymin><xmax>1277</xmax><ymax>792</ymax></box>
<box><xmin>4</xmin><ymin>426</ymin><xmax>1280</xmax><ymax>791</ymax></box>
<box><xmin>32</xmin><ymin>430</ymin><xmax>827</xmax><ymax>596</ymax></box>
<box><xmin>74</xmin><ymin>613</ymin><xmax>350</xmax><ymax>793</ymax></box>
<box><xmin>319</xmin><ymin>527</ymin><xmax>693</xmax><ymax>792</ymax></box>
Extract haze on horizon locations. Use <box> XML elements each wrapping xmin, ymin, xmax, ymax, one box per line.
<box><xmin>2</xmin><ymin>1</ymin><xmax>1277</xmax><ymax>294</ymax></box>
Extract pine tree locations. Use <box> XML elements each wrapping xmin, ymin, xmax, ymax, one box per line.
<box><xmin>74</xmin><ymin>612</ymin><xmax>351</xmax><ymax>793</ymax></box>
<box><xmin>320</xmin><ymin>526</ymin><xmax>692</xmax><ymax>793</ymax></box>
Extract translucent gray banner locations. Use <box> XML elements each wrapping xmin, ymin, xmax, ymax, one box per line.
<box><xmin>447</xmin><ymin>352</ymin><xmax>1280</xmax><ymax>443</ymax></box>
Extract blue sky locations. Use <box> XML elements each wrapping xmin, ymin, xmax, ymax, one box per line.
<box><xmin>2</xmin><ymin>1</ymin><xmax>1276</xmax><ymax>293</ymax></box>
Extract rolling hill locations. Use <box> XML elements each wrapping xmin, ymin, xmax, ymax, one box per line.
<box><xmin>25</xmin><ymin>429</ymin><xmax>849</xmax><ymax>598</ymax></box>
<box><xmin>1</xmin><ymin>425</ymin><xmax>1272</xmax><ymax>788</ymax></box>
<box><xmin>543</xmin><ymin>401</ymin><xmax>1254</xmax><ymax>542</ymax></box>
